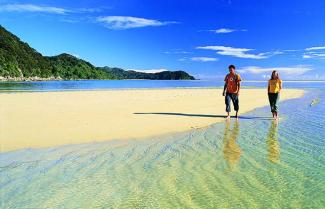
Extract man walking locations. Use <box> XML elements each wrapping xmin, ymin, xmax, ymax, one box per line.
<box><xmin>223</xmin><ymin>65</ymin><xmax>242</xmax><ymax>119</ymax></box>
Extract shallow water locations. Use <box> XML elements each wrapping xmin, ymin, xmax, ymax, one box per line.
<box><xmin>0</xmin><ymin>87</ymin><xmax>324</xmax><ymax>208</ymax></box>
<box><xmin>1</xmin><ymin>80</ymin><xmax>325</xmax><ymax>91</ymax></box>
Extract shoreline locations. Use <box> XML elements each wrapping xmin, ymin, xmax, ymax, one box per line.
<box><xmin>0</xmin><ymin>76</ymin><xmax>63</xmax><ymax>82</ymax></box>
<box><xmin>1</xmin><ymin>78</ymin><xmax>325</xmax><ymax>82</ymax></box>
<box><xmin>0</xmin><ymin>77</ymin><xmax>196</xmax><ymax>82</ymax></box>
<box><xmin>1</xmin><ymin>88</ymin><xmax>304</xmax><ymax>152</ymax></box>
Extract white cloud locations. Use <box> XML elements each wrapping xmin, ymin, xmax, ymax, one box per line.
<box><xmin>193</xmin><ymin>74</ymin><xmax>223</xmax><ymax>80</ymax></box>
<box><xmin>197</xmin><ymin>45</ymin><xmax>280</xmax><ymax>59</ymax></box>
<box><xmin>303</xmin><ymin>55</ymin><xmax>312</xmax><ymax>59</ymax></box>
<box><xmin>191</xmin><ymin>57</ymin><xmax>218</xmax><ymax>62</ymax></box>
<box><xmin>265</xmin><ymin>51</ymin><xmax>283</xmax><ymax>55</ymax></box>
<box><xmin>128</xmin><ymin>69</ymin><xmax>168</xmax><ymax>73</ymax></box>
<box><xmin>303</xmin><ymin>45</ymin><xmax>325</xmax><ymax>58</ymax></box>
<box><xmin>71</xmin><ymin>54</ymin><xmax>80</xmax><ymax>58</ymax></box>
<box><xmin>303</xmin><ymin>45</ymin><xmax>325</xmax><ymax>59</ymax></box>
<box><xmin>212</xmin><ymin>28</ymin><xmax>235</xmax><ymax>33</ymax></box>
<box><xmin>305</xmin><ymin>46</ymin><xmax>325</xmax><ymax>51</ymax></box>
<box><xmin>76</xmin><ymin>8</ymin><xmax>102</xmax><ymax>13</ymax></box>
<box><xmin>0</xmin><ymin>4</ymin><xmax>104</xmax><ymax>15</ymax></box>
<box><xmin>303</xmin><ymin>53</ymin><xmax>325</xmax><ymax>59</ymax></box>
<box><xmin>263</xmin><ymin>74</ymin><xmax>271</xmax><ymax>79</ymax></box>
<box><xmin>209</xmin><ymin>28</ymin><xmax>246</xmax><ymax>34</ymax></box>
<box><xmin>163</xmin><ymin>50</ymin><xmax>190</xmax><ymax>54</ymax></box>
<box><xmin>237</xmin><ymin>65</ymin><xmax>313</xmax><ymax>76</ymax></box>
<box><xmin>0</xmin><ymin>4</ymin><xmax>70</xmax><ymax>14</ymax></box>
<box><xmin>96</xmin><ymin>16</ymin><xmax>178</xmax><ymax>29</ymax></box>
<box><xmin>173</xmin><ymin>51</ymin><xmax>190</xmax><ymax>54</ymax></box>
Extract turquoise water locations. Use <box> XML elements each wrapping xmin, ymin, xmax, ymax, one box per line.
<box><xmin>1</xmin><ymin>80</ymin><xmax>224</xmax><ymax>91</ymax></box>
<box><xmin>0</xmin><ymin>83</ymin><xmax>324</xmax><ymax>208</ymax></box>
<box><xmin>1</xmin><ymin>80</ymin><xmax>324</xmax><ymax>91</ymax></box>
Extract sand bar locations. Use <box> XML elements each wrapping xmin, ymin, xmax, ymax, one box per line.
<box><xmin>1</xmin><ymin>88</ymin><xmax>304</xmax><ymax>152</ymax></box>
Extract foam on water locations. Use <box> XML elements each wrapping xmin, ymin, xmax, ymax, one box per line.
<box><xmin>1</xmin><ymin>89</ymin><xmax>324</xmax><ymax>208</ymax></box>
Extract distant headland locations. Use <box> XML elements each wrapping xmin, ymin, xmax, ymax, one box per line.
<box><xmin>0</xmin><ymin>25</ymin><xmax>195</xmax><ymax>81</ymax></box>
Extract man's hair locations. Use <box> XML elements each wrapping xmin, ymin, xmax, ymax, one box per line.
<box><xmin>228</xmin><ymin>65</ymin><xmax>236</xmax><ymax>70</ymax></box>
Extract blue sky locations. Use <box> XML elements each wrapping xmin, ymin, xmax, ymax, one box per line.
<box><xmin>1</xmin><ymin>0</ymin><xmax>325</xmax><ymax>80</ymax></box>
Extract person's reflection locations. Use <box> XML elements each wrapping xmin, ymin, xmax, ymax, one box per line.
<box><xmin>267</xmin><ymin>121</ymin><xmax>280</xmax><ymax>163</ymax></box>
<box><xmin>223</xmin><ymin>120</ymin><xmax>241</xmax><ymax>169</ymax></box>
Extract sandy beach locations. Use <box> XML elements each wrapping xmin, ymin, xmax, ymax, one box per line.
<box><xmin>1</xmin><ymin>88</ymin><xmax>304</xmax><ymax>152</ymax></box>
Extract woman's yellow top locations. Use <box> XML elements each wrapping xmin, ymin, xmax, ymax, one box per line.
<box><xmin>268</xmin><ymin>79</ymin><xmax>282</xmax><ymax>93</ymax></box>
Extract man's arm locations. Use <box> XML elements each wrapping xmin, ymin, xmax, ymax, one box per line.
<box><xmin>223</xmin><ymin>75</ymin><xmax>227</xmax><ymax>96</ymax></box>
<box><xmin>236</xmin><ymin>82</ymin><xmax>241</xmax><ymax>95</ymax></box>
<box><xmin>223</xmin><ymin>83</ymin><xmax>227</xmax><ymax>96</ymax></box>
<box><xmin>236</xmin><ymin>74</ymin><xmax>241</xmax><ymax>95</ymax></box>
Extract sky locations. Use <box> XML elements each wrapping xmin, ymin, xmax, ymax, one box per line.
<box><xmin>0</xmin><ymin>0</ymin><xmax>325</xmax><ymax>80</ymax></box>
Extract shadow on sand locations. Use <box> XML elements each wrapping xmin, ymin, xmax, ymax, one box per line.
<box><xmin>134</xmin><ymin>112</ymin><xmax>273</xmax><ymax>120</ymax></box>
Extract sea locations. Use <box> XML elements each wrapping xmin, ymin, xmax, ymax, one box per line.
<box><xmin>0</xmin><ymin>80</ymin><xmax>324</xmax><ymax>208</ymax></box>
<box><xmin>0</xmin><ymin>79</ymin><xmax>324</xmax><ymax>91</ymax></box>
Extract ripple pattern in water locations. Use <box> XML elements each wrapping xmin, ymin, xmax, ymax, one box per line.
<box><xmin>1</xmin><ymin>89</ymin><xmax>324</xmax><ymax>208</ymax></box>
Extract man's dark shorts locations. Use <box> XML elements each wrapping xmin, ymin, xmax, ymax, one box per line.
<box><xmin>225</xmin><ymin>93</ymin><xmax>239</xmax><ymax>112</ymax></box>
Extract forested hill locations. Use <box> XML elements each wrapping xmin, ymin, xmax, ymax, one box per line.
<box><xmin>0</xmin><ymin>25</ymin><xmax>195</xmax><ymax>80</ymax></box>
<box><xmin>46</xmin><ymin>53</ymin><xmax>117</xmax><ymax>79</ymax></box>
<box><xmin>101</xmin><ymin>67</ymin><xmax>195</xmax><ymax>80</ymax></box>
<box><xmin>0</xmin><ymin>25</ymin><xmax>53</xmax><ymax>78</ymax></box>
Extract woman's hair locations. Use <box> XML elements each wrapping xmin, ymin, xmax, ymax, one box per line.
<box><xmin>270</xmin><ymin>70</ymin><xmax>279</xmax><ymax>80</ymax></box>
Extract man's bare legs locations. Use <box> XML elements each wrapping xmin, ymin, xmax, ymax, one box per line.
<box><xmin>226</xmin><ymin>111</ymin><xmax>238</xmax><ymax>120</ymax></box>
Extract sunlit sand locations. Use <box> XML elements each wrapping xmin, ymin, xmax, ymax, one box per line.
<box><xmin>1</xmin><ymin>88</ymin><xmax>304</xmax><ymax>152</ymax></box>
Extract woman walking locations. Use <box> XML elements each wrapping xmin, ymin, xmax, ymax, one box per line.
<box><xmin>268</xmin><ymin>70</ymin><xmax>282</xmax><ymax>120</ymax></box>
